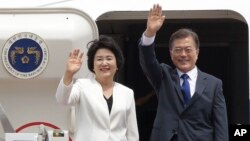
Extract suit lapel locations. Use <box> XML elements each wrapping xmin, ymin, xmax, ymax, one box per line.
<box><xmin>171</xmin><ymin>70</ymin><xmax>185</xmax><ymax>104</ymax></box>
<box><xmin>92</xmin><ymin>78</ymin><xmax>111</xmax><ymax>122</ymax></box>
<box><xmin>173</xmin><ymin>69</ymin><xmax>208</xmax><ymax>112</ymax></box>
<box><xmin>110</xmin><ymin>83</ymin><xmax>116</xmax><ymax>117</ymax></box>
<box><xmin>186</xmin><ymin>70</ymin><xmax>207</xmax><ymax>108</ymax></box>
<box><xmin>169</xmin><ymin>68</ymin><xmax>208</xmax><ymax>111</ymax></box>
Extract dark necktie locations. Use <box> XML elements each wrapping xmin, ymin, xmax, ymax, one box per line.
<box><xmin>181</xmin><ymin>74</ymin><xmax>191</xmax><ymax>105</ymax></box>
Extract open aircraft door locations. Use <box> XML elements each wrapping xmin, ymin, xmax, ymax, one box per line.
<box><xmin>0</xmin><ymin>8</ymin><xmax>98</xmax><ymax>137</ymax></box>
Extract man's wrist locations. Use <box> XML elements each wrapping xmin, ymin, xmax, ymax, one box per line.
<box><xmin>142</xmin><ymin>31</ymin><xmax>155</xmax><ymax>46</ymax></box>
<box><xmin>144</xmin><ymin>28</ymin><xmax>156</xmax><ymax>37</ymax></box>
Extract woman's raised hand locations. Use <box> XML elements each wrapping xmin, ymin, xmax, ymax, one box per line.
<box><xmin>63</xmin><ymin>49</ymin><xmax>84</xmax><ymax>85</ymax></box>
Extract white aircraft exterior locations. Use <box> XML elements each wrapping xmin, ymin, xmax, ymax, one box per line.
<box><xmin>0</xmin><ymin>0</ymin><xmax>249</xmax><ymax>140</ymax></box>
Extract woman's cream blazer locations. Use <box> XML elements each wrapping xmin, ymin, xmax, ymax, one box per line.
<box><xmin>55</xmin><ymin>77</ymin><xmax>139</xmax><ymax>141</ymax></box>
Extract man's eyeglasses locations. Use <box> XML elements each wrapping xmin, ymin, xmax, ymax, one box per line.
<box><xmin>171</xmin><ymin>47</ymin><xmax>196</xmax><ymax>54</ymax></box>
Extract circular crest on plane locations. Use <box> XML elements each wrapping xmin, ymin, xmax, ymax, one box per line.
<box><xmin>2</xmin><ymin>32</ymin><xmax>49</xmax><ymax>79</ymax></box>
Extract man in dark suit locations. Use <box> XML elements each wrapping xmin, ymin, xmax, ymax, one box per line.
<box><xmin>138</xmin><ymin>4</ymin><xmax>229</xmax><ymax>141</ymax></box>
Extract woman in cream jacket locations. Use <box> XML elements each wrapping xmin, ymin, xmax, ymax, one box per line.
<box><xmin>55</xmin><ymin>35</ymin><xmax>139</xmax><ymax>141</ymax></box>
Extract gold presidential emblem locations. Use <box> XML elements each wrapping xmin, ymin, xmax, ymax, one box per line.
<box><xmin>2</xmin><ymin>32</ymin><xmax>49</xmax><ymax>79</ymax></box>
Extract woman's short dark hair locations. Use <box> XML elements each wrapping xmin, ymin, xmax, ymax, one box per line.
<box><xmin>87</xmin><ymin>35</ymin><xmax>124</xmax><ymax>73</ymax></box>
<box><xmin>169</xmin><ymin>28</ymin><xmax>200</xmax><ymax>50</ymax></box>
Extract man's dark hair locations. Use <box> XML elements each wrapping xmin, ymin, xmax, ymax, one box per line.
<box><xmin>169</xmin><ymin>28</ymin><xmax>200</xmax><ymax>50</ymax></box>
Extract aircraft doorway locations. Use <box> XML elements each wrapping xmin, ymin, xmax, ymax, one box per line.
<box><xmin>97</xmin><ymin>10</ymin><xmax>249</xmax><ymax>141</ymax></box>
